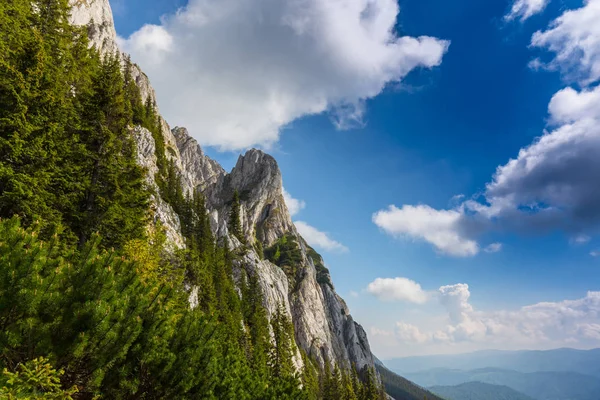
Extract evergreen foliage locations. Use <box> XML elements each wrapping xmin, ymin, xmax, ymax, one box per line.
<box><xmin>265</xmin><ymin>233</ymin><xmax>303</xmax><ymax>285</ymax></box>
<box><xmin>228</xmin><ymin>190</ymin><xmax>245</xmax><ymax>243</ymax></box>
<box><xmin>0</xmin><ymin>0</ymin><xmax>149</xmax><ymax>250</ymax></box>
<box><xmin>376</xmin><ymin>364</ymin><xmax>444</xmax><ymax>400</ymax></box>
<box><xmin>0</xmin><ymin>357</ymin><xmax>78</xmax><ymax>399</ymax></box>
<box><xmin>0</xmin><ymin>1</ymin><xmax>389</xmax><ymax>398</ymax></box>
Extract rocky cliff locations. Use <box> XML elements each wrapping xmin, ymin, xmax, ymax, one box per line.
<box><xmin>69</xmin><ymin>0</ymin><xmax>375</xmax><ymax>372</ymax></box>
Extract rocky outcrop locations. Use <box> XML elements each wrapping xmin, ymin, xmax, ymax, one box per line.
<box><xmin>69</xmin><ymin>0</ymin><xmax>118</xmax><ymax>55</ymax></box>
<box><xmin>70</xmin><ymin>0</ymin><xmax>376</xmax><ymax>375</ymax></box>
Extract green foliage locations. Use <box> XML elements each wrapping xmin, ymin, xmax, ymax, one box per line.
<box><xmin>0</xmin><ymin>0</ymin><xmax>149</xmax><ymax>250</ymax></box>
<box><xmin>0</xmin><ymin>357</ymin><xmax>78</xmax><ymax>399</ymax></box>
<box><xmin>0</xmin><ymin>1</ymin><xmax>386</xmax><ymax>398</ymax></box>
<box><xmin>265</xmin><ymin>234</ymin><xmax>303</xmax><ymax>284</ymax></box>
<box><xmin>228</xmin><ymin>190</ymin><xmax>245</xmax><ymax>243</ymax></box>
<box><xmin>306</xmin><ymin>245</ymin><xmax>333</xmax><ymax>289</ymax></box>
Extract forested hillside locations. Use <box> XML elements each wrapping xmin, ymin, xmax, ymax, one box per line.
<box><xmin>375</xmin><ymin>364</ymin><xmax>443</xmax><ymax>400</ymax></box>
<box><xmin>429</xmin><ymin>382</ymin><xmax>535</xmax><ymax>400</ymax></box>
<box><xmin>0</xmin><ymin>1</ymin><xmax>386</xmax><ymax>398</ymax></box>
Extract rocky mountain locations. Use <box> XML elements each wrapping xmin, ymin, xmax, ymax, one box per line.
<box><xmin>69</xmin><ymin>0</ymin><xmax>375</xmax><ymax>373</ymax></box>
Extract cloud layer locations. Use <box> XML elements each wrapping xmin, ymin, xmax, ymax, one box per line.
<box><xmin>294</xmin><ymin>221</ymin><xmax>348</xmax><ymax>253</ymax></box>
<box><xmin>120</xmin><ymin>0</ymin><xmax>449</xmax><ymax>150</ymax></box>
<box><xmin>371</xmin><ymin>282</ymin><xmax>600</xmax><ymax>350</ymax></box>
<box><xmin>373</xmin><ymin>0</ymin><xmax>600</xmax><ymax>256</ymax></box>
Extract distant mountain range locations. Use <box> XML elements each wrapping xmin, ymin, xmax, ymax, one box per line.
<box><xmin>404</xmin><ymin>368</ymin><xmax>600</xmax><ymax>400</ymax></box>
<box><xmin>429</xmin><ymin>381</ymin><xmax>535</xmax><ymax>400</ymax></box>
<box><xmin>374</xmin><ymin>364</ymin><xmax>444</xmax><ymax>400</ymax></box>
<box><xmin>380</xmin><ymin>348</ymin><xmax>600</xmax><ymax>400</ymax></box>
<box><xmin>383</xmin><ymin>348</ymin><xmax>600</xmax><ymax>377</ymax></box>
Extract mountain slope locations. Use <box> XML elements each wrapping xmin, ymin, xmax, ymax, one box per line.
<box><xmin>375</xmin><ymin>364</ymin><xmax>444</xmax><ymax>400</ymax></box>
<box><xmin>429</xmin><ymin>382</ymin><xmax>535</xmax><ymax>400</ymax></box>
<box><xmin>404</xmin><ymin>368</ymin><xmax>600</xmax><ymax>400</ymax></box>
<box><xmin>69</xmin><ymin>0</ymin><xmax>375</xmax><ymax>373</ymax></box>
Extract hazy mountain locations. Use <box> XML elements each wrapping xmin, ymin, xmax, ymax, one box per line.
<box><xmin>429</xmin><ymin>382</ymin><xmax>535</xmax><ymax>400</ymax></box>
<box><xmin>375</xmin><ymin>364</ymin><xmax>444</xmax><ymax>400</ymax></box>
<box><xmin>383</xmin><ymin>348</ymin><xmax>600</xmax><ymax>377</ymax></box>
<box><xmin>403</xmin><ymin>367</ymin><xmax>600</xmax><ymax>400</ymax></box>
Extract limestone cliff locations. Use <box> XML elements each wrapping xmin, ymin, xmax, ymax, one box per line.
<box><xmin>70</xmin><ymin>0</ymin><xmax>375</xmax><ymax>372</ymax></box>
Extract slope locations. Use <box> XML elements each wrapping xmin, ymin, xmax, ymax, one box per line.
<box><xmin>429</xmin><ymin>382</ymin><xmax>535</xmax><ymax>400</ymax></box>
<box><xmin>375</xmin><ymin>364</ymin><xmax>444</xmax><ymax>400</ymax></box>
<box><xmin>403</xmin><ymin>368</ymin><xmax>600</xmax><ymax>400</ymax></box>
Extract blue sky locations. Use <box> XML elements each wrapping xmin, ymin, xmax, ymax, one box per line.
<box><xmin>111</xmin><ymin>0</ymin><xmax>600</xmax><ymax>357</ymax></box>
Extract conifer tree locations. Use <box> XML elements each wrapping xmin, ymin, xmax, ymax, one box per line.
<box><xmin>228</xmin><ymin>190</ymin><xmax>245</xmax><ymax>243</ymax></box>
<box><xmin>74</xmin><ymin>52</ymin><xmax>149</xmax><ymax>249</ymax></box>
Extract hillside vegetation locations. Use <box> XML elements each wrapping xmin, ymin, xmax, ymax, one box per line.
<box><xmin>375</xmin><ymin>364</ymin><xmax>443</xmax><ymax>400</ymax></box>
<box><xmin>0</xmin><ymin>1</ymin><xmax>386</xmax><ymax>398</ymax></box>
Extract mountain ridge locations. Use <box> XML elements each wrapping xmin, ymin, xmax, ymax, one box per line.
<box><xmin>69</xmin><ymin>0</ymin><xmax>376</xmax><ymax>374</ymax></box>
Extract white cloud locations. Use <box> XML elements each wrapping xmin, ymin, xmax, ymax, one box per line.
<box><xmin>505</xmin><ymin>0</ymin><xmax>551</xmax><ymax>21</ymax></box>
<box><xmin>294</xmin><ymin>221</ymin><xmax>348</xmax><ymax>253</ymax></box>
<box><xmin>590</xmin><ymin>250</ymin><xmax>600</xmax><ymax>257</ymax></box>
<box><xmin>381</xmin><ymin>285</ymin><xmax>600</xmax><ymax>348</ymax></box>
<box><xmin>373</xmin><ymin>50</ymin><xmax>600</xmax><ymax>256</ymax></box>
<box><xmin>366</xmin><ymin>277</ymin><xmax>429</xmax><ymax>303</ymax></box>
<box><xmin>119</xmin><ymin>0</ymin><xmax>449</xmax><ymax>150</ymax></box>
<box><xmin>484</xmin><ymin>243</ymin><xmax>503</xmax><ymax>253</ymax></box>
<box><xmin>350</xmin><ymin>290</ymin><xmax>359</xmax><ymax>298</ymax></box>
<box><xmin>396</xmin><ymin>322</ymin><xmax>431</xmax><ymax>343</ymax></box>
<box><xmin>531</xmin><ymin>0</ymin><xmax>600</xmax><ymax>85</ymax></box>
<box><xmin>372</xmin><ymin>204</ymin><xmax>479</xmax><ymax>257</ymax></box>
<box><xmin>282</xmin><ymin>188</ymin><xmax>305</xmax><ymax>217</ymax></box>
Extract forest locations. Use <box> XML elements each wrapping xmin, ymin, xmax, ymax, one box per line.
<box><xmin>0</xmin><ymin>1</ymin><xmax>384</xmax><ymax>398</ymax></box>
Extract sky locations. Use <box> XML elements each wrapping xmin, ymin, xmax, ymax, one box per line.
<box><xmin>109</xmin><ymin>0</ymin><xmax>600</xmax><ymax>358</ymax></box>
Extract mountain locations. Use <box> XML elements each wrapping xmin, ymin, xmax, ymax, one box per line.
<box><xmin>0</xmin><ymin>1</ymin><xmax>446</xmax><ymax>398</ymax></box>
<box><xmin>69</xmin><ymin>0</ymin><xmax>375</xmax><ymax>373</ymax></box>
<box><xmin>383</xmin><ymin>348</ymin><xmax>600</xmax><ymax>377</ymax></box>
<box><xmin>429</xmin><ymin>382</ymin><xmax>535</xmax><ymax>400</ymax></box>
<box><xmin>375</xmin><ymin>364</ymin><xmax>444</xmax><ymax>400</ymax></box>
<box><xmin>403</xmin><ymin>367</ymin><xmax>600</xmax><ymax>400</ymax></box>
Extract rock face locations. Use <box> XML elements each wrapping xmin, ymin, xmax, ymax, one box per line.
<box><xmin>69</xmin><ymin>0</ymin><xmax>118</xmax><ymax>55</ymax></box>
<box><xmin>70</xmin><ymin>0</ymin><xmax>375</xmax><ymax>373</ymax></box>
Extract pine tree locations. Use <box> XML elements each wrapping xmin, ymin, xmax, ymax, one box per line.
<box><xmin>73</xmin><ymin>52</ymin><xmax>149</xmax><ymax>249</ymax></box>
<box><xmin>360</xmin><ymin>366</ymin><xmax>381</xmax><ymax>400</ymax></box>
<box><xmin>228</xmin><ymin>190</ymin><xmax>244</xmax><ymax>243</ymax></box>
<box><xmin>0</xmin><ymin>0</ymin><xmax>89</xmax><ymax>238</ymax></box>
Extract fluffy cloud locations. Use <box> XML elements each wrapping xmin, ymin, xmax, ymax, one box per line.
<box><xmin>395</xmin><ymin>322</ymin><xmax>431</xmax><ymax>343</ymax></box>
<box><xmin>282</xmin><ymin>188</ymin><xmax>305</xmax><ymax>217</ymax></box>
<box><xmin>480</xmin><ymin>85</ymin><xmax>600</xmax><ymax>232</ymax></box>
<box><xmin>505</xmin><ymin>0</ymin><xmax>551</xmax><ymax>21</ymax></box>
<box><xmin>385</xmin><ymin>284</ymin><xmax>600</xmax><ymax>348</ymax></box>
<box><xmin>366</xmin><ymin>277</ymin><xmax>429</xmax><ymax>303</ymax></box>
<box><xmin>373</xmin><ymin>1</ymin><xmax>600</xmax><ymax>256</ymax></box>
<box><xmin>119</xmin><ymin>0</ymin><xmax>449</xmax><ymax>150</ymax></box>
<box><xmin>372</xmin><ymin>205</ymin><xmax>478</xmax><ymax>257</ymax></box>
<box><xmin>531</xmin><ymin>0</ymin><xmax>600</xmax><ymax>85</ymax></box>
<box><xmin>294</xmin><ymin>221</ymin><xmax>348</xmax><ymax>253</ymax></box>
